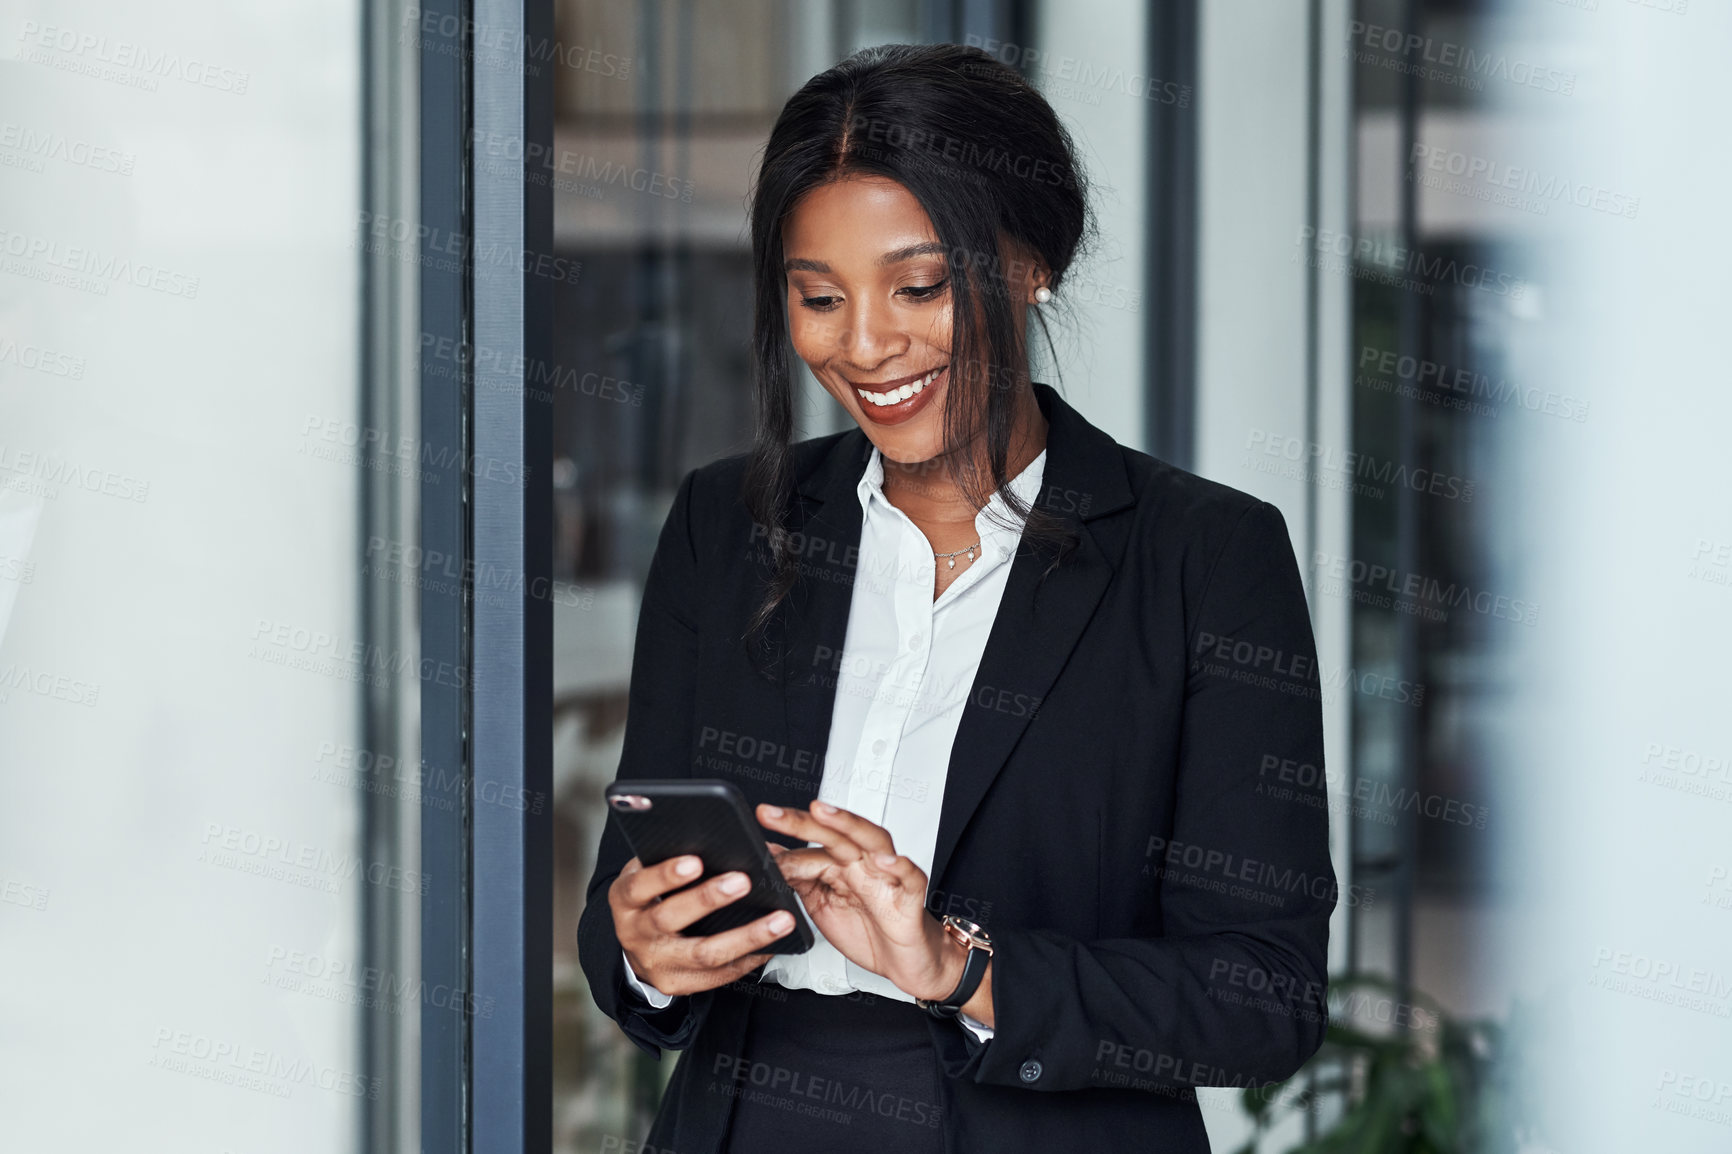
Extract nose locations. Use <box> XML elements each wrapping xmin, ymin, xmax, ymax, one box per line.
<box><xmin>836</xmin><ymin>296</ymin><xmax>910</xmax><ymax>370</ymax></box>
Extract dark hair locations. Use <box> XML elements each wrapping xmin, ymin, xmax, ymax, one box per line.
<box><xmin>744</xmin><ymin>42</ymin><xmax>1091</xmax><ymax>638</ymax></box>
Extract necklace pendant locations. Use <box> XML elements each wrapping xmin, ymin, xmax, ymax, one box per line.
<box><xmin>947</xmin><ymin>557</ymin><xmax>956</xmax><ymax>570</ymax></box>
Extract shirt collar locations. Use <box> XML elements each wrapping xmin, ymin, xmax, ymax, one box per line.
<box><xmin>856</xmin><ymin>445</ymin><xmax>1049</xmax><ymax>540</ymax></box>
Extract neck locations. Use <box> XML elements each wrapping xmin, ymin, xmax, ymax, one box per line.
<box><xmin>881</xmin><ymin>385</ymin><xmax>1048</xmax><ymax>518</ymax></box>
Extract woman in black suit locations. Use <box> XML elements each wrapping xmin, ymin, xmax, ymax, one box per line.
<box><xmin>579</xmin><ymin>42</ymin><xmax>1336</xmax><ymax>1153</ymax></box>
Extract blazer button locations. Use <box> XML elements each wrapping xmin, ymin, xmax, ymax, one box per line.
<box><xmin>1019</xmin><ymin>1059</ymin><xmax>1043</xmax><ymax>1083</ymax></box>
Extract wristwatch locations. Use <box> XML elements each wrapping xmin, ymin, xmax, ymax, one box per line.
<box><xmin>915</xmin><ymin>915</ymin><xmax>994</xmax><ymax>1018</ymax></box>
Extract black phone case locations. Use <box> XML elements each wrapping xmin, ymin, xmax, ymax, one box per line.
<box><xmin>604</xmin><ymin>779</ymin><xmax>815</xmax><ymax>954</ymax></box>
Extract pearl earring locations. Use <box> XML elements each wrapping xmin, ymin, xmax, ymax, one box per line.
<box><xmin>1033</xmin><ymin>285</ymin><xmax>1052</xmax><ymax>304</ymax></box>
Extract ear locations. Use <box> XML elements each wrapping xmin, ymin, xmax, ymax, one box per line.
<box><xmin>1003</xmin><ymin>239</ymin><xmax>1050</xmax><ymax>303</ymax></box>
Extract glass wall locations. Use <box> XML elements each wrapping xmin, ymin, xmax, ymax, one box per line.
<box><xmin>0</xmin><ymin>2</ymin><xmax>424</xmax><ymax>1150</ymax></box>
<box><xmin>544</xmin><ymin>2</ymin><xmax>1039</xmax><ymax>1147</ymax></box>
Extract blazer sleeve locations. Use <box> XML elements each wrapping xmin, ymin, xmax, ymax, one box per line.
<box><xmin>576</xmin><ymin>467</ymin><xmax>715</xmax><ymax>1057</ymax></box>
<box><xmin>934</xmin><ymin>500</ymin><xmax>1335</xmax><ymax>1092</ymax></box>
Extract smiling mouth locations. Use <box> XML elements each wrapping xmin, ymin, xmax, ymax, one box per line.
<box><xmin>853</xmin><ymin>364</ymin><xmax>948</xmax><ymax>408</ymax></box>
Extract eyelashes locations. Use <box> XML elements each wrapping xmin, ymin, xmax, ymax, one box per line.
<box><xmin>900</xmin><ymin>278</ymin><xmax>949</xmax><ymax>301</ymax></box>
<box><xmin>797</xmin><ymin>279</ymin><xmax>950</xmax><ymax>312</ymax></box>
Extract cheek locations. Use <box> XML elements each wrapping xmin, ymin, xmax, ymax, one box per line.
<box><xmin>926</xmin><ymin>303</ymin><xmax>955</xmax><ymax>351</ymax></box>
<box><xmin>787</xmin><ymin>309</ymin><xmax>826</xmax><ymax>362</ymax></box>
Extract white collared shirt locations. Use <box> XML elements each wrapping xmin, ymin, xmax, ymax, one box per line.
<box><xmin>626</xmin><ymin>445</ymin><xmax>1047</xmax><ymax>1043</ymax></box>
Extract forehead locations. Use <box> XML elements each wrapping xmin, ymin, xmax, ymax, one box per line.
<box><xmin>782</xmin><ymin>175</ymin><xmax>937</xmax><ymax>258</ymax></box>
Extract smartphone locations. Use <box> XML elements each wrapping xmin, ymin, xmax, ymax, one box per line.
<box><xmin>604</xmin><ymin>778</ymin><xmax>815</xmax><ymax>955</ymax></box>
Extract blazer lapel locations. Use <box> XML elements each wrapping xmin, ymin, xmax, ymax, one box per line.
<box><xmin>928</xmin><ymin>384</ymin><xmax>1134</xmax><ymax>887</ymax></box>
<box><xmin>764</xmin><ymin>385</ymin><xmax>1134</xmax><ymax>875</ymax></box>
<box><xmin>775</xmin><ymin>432</ymin><xmax>872</xmax><ymax>811</ymax></box>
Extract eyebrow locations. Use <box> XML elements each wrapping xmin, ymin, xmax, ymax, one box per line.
<box><xmin>783</xmin><ymin>241</ymin><xmax>947</xmax><ymax>275</ymax></box>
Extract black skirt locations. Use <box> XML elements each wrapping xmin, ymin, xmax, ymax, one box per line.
<box><xmin>718</xmin><ymin>985</ymin><xmax>948</xmax><ymax>1153</ymax></box>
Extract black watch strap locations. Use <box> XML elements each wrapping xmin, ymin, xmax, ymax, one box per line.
<box><xmin>917</xmin><ymin>917</ymin><xmax>994</xmax><ymax>1018</ymax></box>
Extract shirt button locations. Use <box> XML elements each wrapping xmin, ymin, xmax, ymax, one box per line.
<box><xmin>872</xmin><ymin>739</ymin><xmax>887</xmax><ymax>757</ymax></box>
<box><xmin>908</xmin><ymin>633</ymin><xmax>923</xmax><ymax>650</ymax></box>
<box><xmin>1019</xmin><ymin>1059</ymin><xmax>1043</xmax><ymax>1083</ymax></box>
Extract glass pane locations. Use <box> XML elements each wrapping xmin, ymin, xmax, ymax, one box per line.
<box><xmin>0</xmin><ymin>2</ymin><xmax>423</xmax><ymax>1150</ymax></box>
<box><xmin>548</xmin><ymin>3</ymin><xmax>934</xmax><ymax>1147</ymax></box>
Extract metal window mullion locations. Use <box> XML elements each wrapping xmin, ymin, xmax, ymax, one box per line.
<box><xmin>419</xmin><ymin>0</ymin><xmax>473</xmax><ymax>1150</ymax></box>
<box><xmin>470</xmin><ymin>0</ymin><xmax>554</xmax><ymax>1151</ymax></box>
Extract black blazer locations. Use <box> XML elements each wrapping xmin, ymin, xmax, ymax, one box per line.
<box><xmin>579</xmin><ymin>382</ymin><xmax>1335</xmax><ymax>1152</ymax></box>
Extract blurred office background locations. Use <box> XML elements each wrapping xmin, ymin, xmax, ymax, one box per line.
<box><xmin>2</xmin><ymin>0</ymin><xmax>1728</xmax><ymax>1151</ymax></box>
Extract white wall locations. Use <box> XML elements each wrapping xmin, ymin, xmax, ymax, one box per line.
<box><xmin>1504</xmin><ymin>3</ymin><xmax>1732</xmax><ymax>1150</ymax></box>
<box><xmin>0</xmin><ymin>2</ymin><xmax>367</xmax><ymax>1149</ymax></box>
<box><xmin>1027</xmin><ymin>0</ymin><xmax>1148</xmax><ymax>448</ymax></box>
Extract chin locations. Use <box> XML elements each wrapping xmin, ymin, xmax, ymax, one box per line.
<box><xmin>862</xmin><ymin>424</ymin><xmax>946</xmax><ymax>467</ymax></box>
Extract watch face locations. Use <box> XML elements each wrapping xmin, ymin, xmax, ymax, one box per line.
<box><xmin>945</xmin><ymin>915</ymin><xmax>991</xmax><ymax>949</ymax></box>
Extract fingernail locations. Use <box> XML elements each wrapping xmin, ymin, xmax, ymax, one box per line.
<box><xmin>874</xmin><ymin>852</ymin><xmax>897</xmax><ymax>867</ymax></box>
<box><xmin>768</xmin><ymin>912</ymin><xmax>794</xmax><ymax>933</ymax></box>
<box><xmin>718</xmin><ymin>873</ymin><xmax>749</xmax><ymax>895</ymax></box>
<box><xmin>674</xmin><ymin>857</ymin><xmax>701</xmax><ymax>877</ymax></box>
<box><xmin>761</xmin><ymin>805</ymin><xmax>783</xmax><ymax>818</ymax></box>
<box><xmin>812</xmin><ymin>801</ymin><xmax>835</xmax><ymax>815</ymax></box>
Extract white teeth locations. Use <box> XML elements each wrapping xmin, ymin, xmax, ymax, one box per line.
<box><xmin>855</xmin><ymin>367</ymin><xmax>944</xmax><ymax>407</ymax></box>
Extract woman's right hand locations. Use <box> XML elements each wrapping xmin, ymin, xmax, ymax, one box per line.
<box><xmin>609</xmin><ymin>854</ymin><xmax>797</xmax><ymax>997</ymax></box>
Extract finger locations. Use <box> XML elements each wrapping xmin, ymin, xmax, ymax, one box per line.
<box><xmin>807</xmin><ymin>800</ymin><xmax>897</xmax><ymax>856</ymax></box>
<box><xmin>771</xmin><ymin>847</ymin><xmax>844</xmax><ymax>883</ymax></box>
<box><xmin>617</xmin><ymin>853</ymin><xmax>705</xmax><ymax>909</ymax></box>
<box><xmin>682</xmin><ymin>909</ymin><xmax>799</xmax><ymax>971</ymax></box>
<box><xmin>649</xmin><ymin>870</ymin><xmax>756</xmax><ymax>934</ymax></box>
<box><xmin>867</xmin><ymin>851</ymin><xmax>928</xmax><ymax>895</ymax></box>
<box><xmin>757</xmin><ymin>804</ymin><xmax>868</xmax><ymax>864</ymax></box>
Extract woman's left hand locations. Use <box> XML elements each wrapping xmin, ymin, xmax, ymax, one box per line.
<box><xmin>757</xmin><ymin>801</ymin><xmax>974</xmax><ymax>1012</ymax></box>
